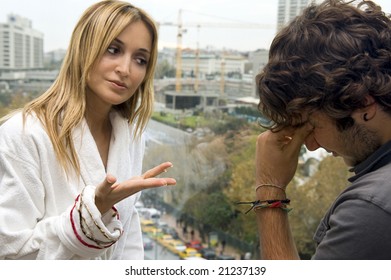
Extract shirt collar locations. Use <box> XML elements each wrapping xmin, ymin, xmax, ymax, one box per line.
<box><xmin>349</xmin><ymin>140</ymin><xmax>391</xmax><ymax>182</ymax></box>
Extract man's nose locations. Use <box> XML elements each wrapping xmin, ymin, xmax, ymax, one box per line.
<box><xmin>304</xmin><ymin>134</ymin><xmax>320</xmax><ymax>151</ymax></box>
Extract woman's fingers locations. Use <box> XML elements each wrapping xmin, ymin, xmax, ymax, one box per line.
<box><xmin>95</xmin><ymin>174</ymin><xmax>118</xmax><ymax>214</ymax></box>
<box><xmin>96</xmin><ymin>174</ymin><xmax>117</xmax><ymax>194</ymax></box>
<box><xmin>142</xmin><ymin>161</ymin><xmax>174</xmax><ymax>179</ymax></box>
<box><xmin>133</xmin><ymin>178</ymin><xmax>176</xmax><ymax>189</ymax></box>
<box><xmin>94</xmin><ymin>162</ymin><xmax>176</xmax><ymax>214</ymax></box>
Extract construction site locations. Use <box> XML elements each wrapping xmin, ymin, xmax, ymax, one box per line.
<box><xmin>153</xmin><ymin>9</ymin><xmax>274</xmax><ymax>111</ymax></box>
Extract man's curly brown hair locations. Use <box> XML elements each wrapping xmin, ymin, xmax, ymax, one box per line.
<box><xmin>257</xmin><ymin>0</ymin><xmax>391</xmax><ymax>131</ymax></box>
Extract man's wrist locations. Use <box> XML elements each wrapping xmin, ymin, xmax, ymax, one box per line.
<box><xmin>256</xmin><ymin>184</ymin><xmax>287</xmax><ymax>200</ymax></box>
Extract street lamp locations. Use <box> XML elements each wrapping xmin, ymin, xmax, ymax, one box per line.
<box><xmin>152</xmin><ymin>217</ymin><xmax>160</xmax><ymax>260</ymax></box>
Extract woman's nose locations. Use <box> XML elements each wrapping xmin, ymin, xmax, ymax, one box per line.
<box><xmin>115</xmin><ymin>58</ymin><xmax>131</xmax><ymax>77</ymax></box>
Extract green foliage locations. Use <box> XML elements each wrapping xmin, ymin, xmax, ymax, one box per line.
<box><xmin>223</xmin><ymin>128</ymin><xmax>261</xmax><ymax>243</ymax></box>
<box><xmin>154</xmin><ymin>59</ymin><xmax>176</xmax><ymax>79</ymax></box>
<box><xmin>151</xmin><ymin>111</ymin><xmax>209</xmax><ymax>130</ymax></box>
<box><xmin>289</xmin><ymin>156</ymin><xmax>351</xmax><ymax>258</ymax></box>
<box><xmin>0</xmin><ymin>91</ymin><xmax>34</xmax><ymax>118</ymax></box>
<box><xmin>0</xmin><ymin>93</ymin><xmax>12</xmax><ymax>107</ymax></box>
<box><xmin>149</xmin><ymin>108</ymin><xmax>352</xmax><ymax>258</ymax></box>
<box><xmin>151</xmin><ymin>110</ymin><xmax>248</xmax><ymax>134</ymax></box>
<box><xmin>184</xmin><ymin>190</ymin><xmax>235</xmax><ymax>231</ymax></box>
<box><xmin>235</xmin><ymin>106</ymin><xmax>260</xmax><ymax>118</ymax></box>
<box><xmin>208</xmin><ymin>117</ymin><xmax>247</xmax><ymax>135</ymax></box>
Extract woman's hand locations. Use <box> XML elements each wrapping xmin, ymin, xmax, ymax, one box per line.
<box><xmin>256</xmin><ymin>124</ymin><xmax>313</xmax><ymax>189</ymax></box>
<box><xmin>95</xmin><ymin>162</ymin><xmax>176</xmax><ymax>214</ymax></box>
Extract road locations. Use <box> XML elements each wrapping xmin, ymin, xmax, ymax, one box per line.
<box><xmin>144</xmin><ymin>240</ymin><xmax>180</xmax><ymax>260</ymax></box>
<box><xmin>143</xmin><ymin>118</ymin><xmax>188</xmax><ymax>260</ymax></box>
<box><xmin>145</xmin><ymin>119</ymin><xmax>191</xmax><ymax>146</ymax></box>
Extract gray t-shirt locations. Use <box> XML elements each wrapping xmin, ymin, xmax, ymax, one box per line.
<box><xmin>312</xmin><ymin>141</ymin><xmax>391</xmax><ymax>259</ymax></box>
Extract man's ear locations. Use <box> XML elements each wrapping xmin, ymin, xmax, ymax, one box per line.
<box><xmin>351</xmin><ymin>95</ymin><xmax>377</xmax><ymax>123</ymax></box>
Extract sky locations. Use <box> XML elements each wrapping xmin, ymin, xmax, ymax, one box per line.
<box><xmin>1</xmin><ymin>0</ymin><xmax>391</xmax><ymax>53</ymax></box>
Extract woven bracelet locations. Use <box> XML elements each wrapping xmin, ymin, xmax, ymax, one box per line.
<box><xmin>255</xmin><ymin>183</ymin><xmax>286</xmax><ymax>192</ymax></box>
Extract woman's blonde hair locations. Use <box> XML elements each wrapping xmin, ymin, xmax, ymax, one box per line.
<box><xmin>23</xmin><ymin>0</ymin><xmax>158</xmax><ymax>175</ymax></box>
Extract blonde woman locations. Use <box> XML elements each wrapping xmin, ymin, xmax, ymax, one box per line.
<box><xmin>0</xmin><ymin>0</ymin><xmax>176</xmax><ymax>259</ymax></box>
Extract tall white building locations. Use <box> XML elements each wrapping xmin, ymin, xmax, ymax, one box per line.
<box><xmin>277</xmin><ymin>0</ymin><xmax>323</xmax><ymax>31</ymax></box>
<box><xmin>0</xmin><ymin>14</ymin><xmax>44</xmax><ymax>70</ymax></box>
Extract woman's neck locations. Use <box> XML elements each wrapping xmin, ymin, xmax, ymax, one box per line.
<box><xmin>85</xmin><ymin>108</ymin><xmax>112</xmax><ymax>170</ymax></box>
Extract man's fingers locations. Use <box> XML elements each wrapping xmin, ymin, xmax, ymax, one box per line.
<box><xmin>290</xmin><ymin>123</ymin><xmax>313</xmax><ymax>147</ymax></box>
<box><xmin>268</xmin><ymin>123</ymin><xmax>313</xmax><ymax>153</ymax></box>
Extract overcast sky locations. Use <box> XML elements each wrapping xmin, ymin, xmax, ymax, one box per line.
<box><xmin>1</xmin><ymin>0</ymin><xmax>391</xmax><ymax>52</ymax></box>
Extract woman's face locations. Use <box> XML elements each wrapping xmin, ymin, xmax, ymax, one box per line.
<box><xmin>86</xmin><ymin>20</ymin><xmax>152</xmax><ymax>113</ymax></box>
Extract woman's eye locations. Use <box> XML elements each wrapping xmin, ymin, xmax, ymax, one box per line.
<box><xmin>107</xmin><ymin>46</ymin><xmax>120</xmax><ymax>55</ymax></box>
<box><xmin>136</xmin><ymin>57</ymin><xmax>148</xmax><ymax>66</ymax></box>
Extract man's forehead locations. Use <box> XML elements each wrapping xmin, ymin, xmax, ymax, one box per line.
<box><xmin>297</xmin><ymin>111</ymin><xmax>322</xmax><ymax>126</ymax></box>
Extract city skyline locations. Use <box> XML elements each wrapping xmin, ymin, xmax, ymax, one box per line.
<box><xmin>1</xmin><ymin>0</ymin><xmax>391</xmax><ymax>53</ymax></box>
<box><xmin>0</xmin><ymin>0</ymin><xmax>276</xmax><ymax>52</ymax></box>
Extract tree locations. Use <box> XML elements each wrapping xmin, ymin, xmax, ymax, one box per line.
<box><xmin>183</xmin><ymin>190</ymin><xmax>234</xmax><ymax>231</ymax></box>
<box><xmin>289</xmin><ymin>156</ymin><xmax>351</xmax><ymax>258</ymax></box>
<box><xmin>144</xmin><ymin>115</ymin><xmax>351</xmax><ymax>257</ymax></box>
<box><xmin>0</xmin><ymin>91</ymin><xmax>33</xmax><ymax>118</ymax></box>
<box><xmin>154</xmin><ymin>59</ymin><xmax>176</xmax><ymax>79</ymax></box>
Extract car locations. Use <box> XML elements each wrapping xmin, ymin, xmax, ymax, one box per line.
<box><xmin>140</xmin><ymin>219</ymin><xmax>155</xmax><ymax>232</ymax></box>
<box><xmin>162</xmin><ymin>227</ymin><xmax>179</xmax><ymax>239</ymax></box>
<box><xmin>216</xmin><ymin>254</ymin><xmax>235</xmax><ymax>260</ymax></box>
<box><xmin>156</xmin><ymin>221</ymin><xmax>169</xmax><ymax>229</ymax></box>
<box><xmin>179</xmin><ymin>248</ymin><xmax>202</xmax><ymax>259</ymax></box>
<box><xmin>186</xmin><ymin>240</ymin><xmax>204</xmax><ymax>251</ymax></box>
<box><xmin>199</xmin><ymin>247</ymin><xmax>216</xmax><ymax>260</ymax></box>
<box><xmin>166</xmin><ymin>240</ymin><xmax>187</xmax><ymax>255</ymax></box>
<box><xmin>139</xmin><ymin>207</ymin><xmax>161</xmax><ymax>220</ymax></box>
<box><xmin>140</xmin><ymin>219</ymin><xmax>161</xmax><ymax>235</ymax></box>
<box><xmin>158</xmin><ymin>234</ymin><xmax>174</xmax><ymax>247</ymax></box>
<box><xmin>142</xmin><ymin>235</ymin><xmax>154</xmax><ymax>251</ymax></box>
<box><xmin>135</xmin><ymin>201</ymin><xmax>144</xmax><ymax>210</ymax></box>
<box><xmin>182</xmin><ymin>256</ymin><xmax>207</xmax><ymax>260</ymax></box>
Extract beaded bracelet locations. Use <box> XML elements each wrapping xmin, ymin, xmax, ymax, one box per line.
<box><xmin>236</xmin><ymin>199</ymin><xmax>292</xmax><ymax>214</ymax></box>
<box><xmin>253</xmin><ymin>199</ymin><xmax>292</xmax><ymax>213</ymax></box>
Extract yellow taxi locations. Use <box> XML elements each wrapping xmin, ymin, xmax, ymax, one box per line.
<box><xmin>140</xmin><ymin>219</ymin><xmax>154</xmax><ymax>232</ymax></box>
<box><xmin>140</xmin><ymin>219</ymin><xmax>161</xmax><ymax>236</ymax></box>
<box><xmin>157</xmin><ymin>234</ymin><xmax>174</xmax><ymax>247</ymax></box>
<box><xmin>166</xmin><ymin>240</ymin><xmax>187</xmax><ymax>255</ymax></box>
<box><xmin>179</xmin><ymin>248</ymin><xmax>202</xmax><ymax>259</ymax></box>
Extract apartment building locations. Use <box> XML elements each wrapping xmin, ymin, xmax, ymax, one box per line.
<box><xmin>0</xmin><ymin>14</ymin><xmax>44</xmax><ymax>71</ymax></box>
<box><xmin>277</xmin><ymin>0</ymin><xmax>323</xmax><ymax>31</ymax></box>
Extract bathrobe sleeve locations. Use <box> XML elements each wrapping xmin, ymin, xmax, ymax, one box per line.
<box><xmin>110</xmin><ymin>131</ymin><xmax>146</xmax><ymax>260</ymax></box>
<box><xmin>0</xmin><ymin>113</ymin><xmax>123</xmax><ymax>259</ymax></box>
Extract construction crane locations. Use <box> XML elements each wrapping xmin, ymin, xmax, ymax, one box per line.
<box><xmin>157</xmin><ymin>10</ymin><xmax>275</xmax><ymax>93</ymax></box>
<box><xmin>175</xmin><ymin>10</ymin><xmax>184</xmax><ymax>93</ymax></box>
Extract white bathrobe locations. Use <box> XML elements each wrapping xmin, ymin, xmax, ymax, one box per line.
<box><xmin>0</xmin><ymin>111</ymin><xmax>145</xmax><ymax>259</ymax></box>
